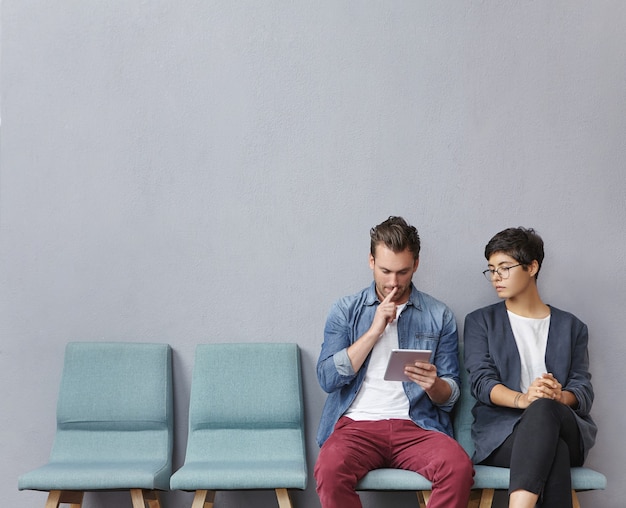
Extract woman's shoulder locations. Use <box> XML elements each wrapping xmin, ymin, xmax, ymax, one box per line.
<box><xmin>548</xmin><ymin>304</ymin><xmax>587</xmax><ymax>328</ymax></box>
<box><xmin>465</xmin><ymin>301</ymin><xmax>506</xmax><ymax>320</ymax></box>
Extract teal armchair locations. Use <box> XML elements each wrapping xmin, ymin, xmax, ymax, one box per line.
<box><xmin>170</xmin><ymin>342</ymin><xmax>307</xmax><ymax>508</ymax></box>
<box><xmin>18</xmin><ymin>342</ymin><xmax>174</xmax><ymax>508</ymax></box>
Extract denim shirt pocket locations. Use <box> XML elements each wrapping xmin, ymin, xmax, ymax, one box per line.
<box><xmin>410</xmin><ymin>332</ymin><xmax>440</xmax><ymax>359</ymax></box>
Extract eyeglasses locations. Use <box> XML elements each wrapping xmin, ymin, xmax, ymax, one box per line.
<box><xmin>482</xmin><ymin>264</ymin><xmax>522</xmax><ymax>281</ymax></box>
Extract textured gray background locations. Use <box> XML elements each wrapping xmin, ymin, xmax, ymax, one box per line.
<box><xmin>2</xmin><ymin>2</ymin><xmax>624</xmax><ymax>507</ymax></box>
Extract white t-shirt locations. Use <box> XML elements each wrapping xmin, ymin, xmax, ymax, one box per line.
<box><xmin>344</xmin><ymin>304</ymin><xmax>411</xmax><ymax>421</ymax></box>
<box><xmin>507</xmin><ymin>310</ymin><xmax>551</xmax><ymax>393</ymax></box>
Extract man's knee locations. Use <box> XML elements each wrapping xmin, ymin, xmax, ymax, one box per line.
<box><xmin>430</xmin><ymin>443</ymin><xmax>474</xmax><ymax>485</ymax></box>
<box><xmin>452</xmin><ymin>451</ymin><xmax>475</xmax><ymax>483</ymax></box>
<box><xmin>315</xmin><ymin>443</ymin><xmax>353</xmax><ymax>484</ymax></box>
<box><xmin>314</xmin><ymin>448</ymin><xmax>336</xmax><ymax>483</ymax></box>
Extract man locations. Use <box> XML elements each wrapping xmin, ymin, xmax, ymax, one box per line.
<box><xmin>315</xmin><ymin>216</ymin><xmax>473</xmax><ymax>508</ymax></box>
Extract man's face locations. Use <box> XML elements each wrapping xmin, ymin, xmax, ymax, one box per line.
<box><xmin>369</xmin><ymin>244</ymin><xmax>419</xmax><ymax>304</ymax></box>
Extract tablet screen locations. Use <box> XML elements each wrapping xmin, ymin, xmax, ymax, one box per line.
<box><xmin>383</xmin><ymin>349</ymin><xmax>432</xmax><ymax>381</ymax></box>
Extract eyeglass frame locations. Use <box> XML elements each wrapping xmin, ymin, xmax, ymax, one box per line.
<box><xmin>482</xmin><ymin>263</ymin><xmax>522</xmax><ymax>281</ymax></box>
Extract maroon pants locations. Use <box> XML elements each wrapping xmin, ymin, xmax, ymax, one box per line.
<box><xmin>315</xmin><ymin>417</ymin><xmax>474</xmax><ymax>508</ymax></box>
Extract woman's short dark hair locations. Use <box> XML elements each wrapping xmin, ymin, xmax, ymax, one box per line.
<box><xmin>484</xmin><ymin>227</ymin><xmax>544</xmax><ymax>278</ymax></box>
<box><xmin>370</xmin><ymin>216</ymin><xmax>421</xmax><ymax>260</ymax></box>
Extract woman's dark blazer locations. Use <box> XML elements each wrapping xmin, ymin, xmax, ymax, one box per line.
<box><xmin>464</xmin><ymin>301</ymin><xmax>597</xmax><ymax>464</ymax></box>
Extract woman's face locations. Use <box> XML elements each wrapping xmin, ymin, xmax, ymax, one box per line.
<box><xmin>486</xmin><ymin>252</ymin><xmax>537</xmax><ymax>300</ymax></box>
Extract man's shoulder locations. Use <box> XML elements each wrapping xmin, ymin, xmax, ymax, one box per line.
<box><xmin>411</xmin><ymin>288</ymin><xmax>454</xmax><ymax>314</ymax></box>
<box><xmin>332</xmin><ymin>284</ymin><xmax>377</xmax><ymax>311</ymax></box>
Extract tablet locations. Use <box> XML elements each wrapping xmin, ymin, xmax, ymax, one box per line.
<box><xmin>383</xmin><ymin>349</ymin><xmax>432</xmax><ymax>381</ymax></box>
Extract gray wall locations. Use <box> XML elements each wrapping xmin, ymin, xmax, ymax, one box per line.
<box><xmin>1</xmin><ymin>2</ymin><xmax>624</xmax><ymax>507</ymax></box>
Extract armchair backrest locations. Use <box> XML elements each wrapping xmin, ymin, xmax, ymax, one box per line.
<box><xmin>184</xmin><ymin>343</ymin><xmax>305</xmax><ymax>464</ymax></box>
<box><xmin>50</xmin><ymin>342</ymin><xmax>173</xmax><ymax>465</ymax></box>
<box><xmin>453</xmin><ymin>342</ymin><xmax>476</xmax><ymax>459</ymax></box>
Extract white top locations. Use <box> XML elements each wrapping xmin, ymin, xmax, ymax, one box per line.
<box><xmin>345</xmin><ymin>304</ymin><xmax>411</xmax><ymax>421</ymax></box>
<box><xmin>507</xmin><ymin>310</ymin><xmax>551</xmax><ymax>393</ymax></box>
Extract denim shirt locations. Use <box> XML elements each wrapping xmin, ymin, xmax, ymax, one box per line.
<box><xmin>316</xmin><ymin>282</ymin><xmax>461</xmax><ymax>447</ymax></box>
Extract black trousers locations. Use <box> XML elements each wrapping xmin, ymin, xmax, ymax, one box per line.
<box><xmin>481</xmin><ymin>398</ymin><xmax>584</xmax><ymax>508</ymax></box>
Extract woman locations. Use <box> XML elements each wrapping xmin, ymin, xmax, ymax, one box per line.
<box><xmin>464</xmin><ymin>227</ymin><xmax>597</xmax><ymax>508</ymax></box>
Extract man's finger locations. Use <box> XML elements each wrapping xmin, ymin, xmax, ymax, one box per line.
<box><xmin>382</xmin><ymin>286</ymin><xmax>398</xmax><ymax>303</ymax></box>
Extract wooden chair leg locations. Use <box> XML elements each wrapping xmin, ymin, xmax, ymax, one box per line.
<box><xmin>46</xmin><ymin>490</ymin><xmax>84</xmax><ymax>508</ymax></box>
<box><xmin>130</xmin><ymin>489</ymin><xmax>147</xmax><ymax>508</ymax></box>
<box><xmin>192</xmin><ymin>489</ymin><xmax>216</xmax><ymax>508</ymax></box>
<box><xmin>144</xmin><ymin>490</ymin><xmax>162</xmax><ymax>508</ymax></box>
<box><xmin>468</xmin><ymin>489</ymin><xmax>481</xmax><ymax>508</ymax></box>
<box><xmin>130</xmin><ymin>489</ymin><xmax>161</xmax><ymax>508</ymax></box>
<box><xmin>45</xmin><ymin>491</ymin><xmax>62</xmax><ymax>508</ymax></box>
<box><xmin>478</xmin><ymin>488</ymin><xmax>495</xmax><ymax>508</ymax></box>
<box><xmin>416</xmin><ymin>490</ymin><xmax>430</xmax><ymax>507</ymax></box>
<box><xmin>147</xmin><ymin>499</ymin><xmax>161</xmax><ymax>508</ymax></box>
<box><xmin>275</xmin><ymin>488</ymin><xmax>293</xmax><ymax>508</ymax></box>
<box><xmin>572</xmin><ymin>490</ymin><xmax>581</xmax><ymax>508</ymax></box>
